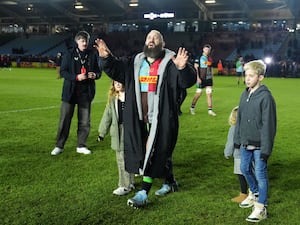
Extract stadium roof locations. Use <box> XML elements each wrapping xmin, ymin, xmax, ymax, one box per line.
<box><xmin>0</xmin><ymin>0</ymin><xmax>298</xmax><ymax>25</ymax></box>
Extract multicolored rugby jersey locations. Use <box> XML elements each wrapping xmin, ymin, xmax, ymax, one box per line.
<box><xmin>199</xmin><ymin>54</ymin><xmax>213</xmax><ymax>79</ymax></box>
<box><xmin>139</xmin><ymin>58</ymin><xmax>162</xmax><ymax>92</ymax></box>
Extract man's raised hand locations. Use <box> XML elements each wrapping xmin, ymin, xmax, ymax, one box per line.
<box><xmin>94</xmin><ymin>39</ymin><xmax>111</xmax><ymax>58</ymax></box>
<box><xmin>172</xmin><ymin>47</ymin><xmax>189</xmax><ymax>70</ymax></box>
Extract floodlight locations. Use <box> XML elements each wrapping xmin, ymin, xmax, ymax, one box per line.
<box><xmin>264</xmin><ymin>57</ymin><xmax>272</xmax><ymax>64</ymax></box>
<box><xmin>205</xmin><ymin>0</ymin><xmax>216</xmax><ymax>3</ymax></box>
<box><xmin>74</xmin><ymin>1</ymin><xmax>84</xmax><ymax>9</ymax></box>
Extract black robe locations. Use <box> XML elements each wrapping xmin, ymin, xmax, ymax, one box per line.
<box><xmin>101</xmin><ymin>49</ymin><xmax>197</xmax><ymax>178</ymax></box>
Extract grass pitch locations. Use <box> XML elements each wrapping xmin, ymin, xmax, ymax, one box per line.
<box><xmin>0</xmin><ymin>68</ymin><xmax>299</xmax><ymax>225</ymax></box>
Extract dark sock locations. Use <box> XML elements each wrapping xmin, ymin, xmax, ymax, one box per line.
<box><xmin>238</xmin><ymin>174</ymin><xmax>248</xmax><ymax>194</ymax></box>
<box><xmin>165</xmin><ymin>174</ymin><xmax>175</xmax><ymax>184</ymax></box>
<box><xmin>142</xmin><ymin>177</ymin><xmax>153</xmax><ymax>194</ymax></box>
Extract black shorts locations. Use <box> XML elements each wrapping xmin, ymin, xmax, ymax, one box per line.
<box><xmin>236</xmin><ymin>72</ymin><xmax>243</xmax><ymax>77</ymax></box>
<box><xmin>197</xmin><ymin>79</ymin><xmax>213</xmax><ymax>88</ymax></box>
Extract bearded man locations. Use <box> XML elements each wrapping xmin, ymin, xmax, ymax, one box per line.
<box><xmin>95</xmin><ymin>30</ymin><xmax>197</xmax><ymax>208</ymax></box>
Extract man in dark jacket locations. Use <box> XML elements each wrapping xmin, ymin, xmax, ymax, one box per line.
<box><xmin>95</xmin><ymin>30</ymin><xmax>197</xmax><ymax>208</ymax></box>
<box><xmin>51</xmin><ymin>31</ymin><xmax>101</xmax><ymax>156</ymax></box>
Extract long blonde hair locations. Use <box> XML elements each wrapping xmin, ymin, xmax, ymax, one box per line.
<box><xmin>228</xmin><ymin>106</ymin><xmax>239</xmax><ymax>126</ymax></box>
<box><xmin>106</xmin><ymin>80</ymin><xmax>124</xmax><ymax>106</ymax></box>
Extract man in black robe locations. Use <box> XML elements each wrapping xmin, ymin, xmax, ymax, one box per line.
<box><xmin>95</xmin><ymin>30</ymin><xmax>196</xmax><ymax>208</ymax></box>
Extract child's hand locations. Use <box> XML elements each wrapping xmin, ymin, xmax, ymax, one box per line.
<box><xmin>260</xmin><ymin>154</ymin><xmax>268</xmax><ymax>161</ymax></box>
<box><xmin>97</xmin><ymin>136</ymin><xmax>104</xmax><ymax>142</ymax></box>
<box><xmin>225</xmin><ymin>155</ymin><xmax>230</xmax><ymax>159</ymax></box>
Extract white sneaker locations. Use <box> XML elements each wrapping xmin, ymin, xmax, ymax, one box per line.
<box><xmin>190</xmin><ymin>107</ymin><xmax>195</xmax><ymax>115</ymax></box>
<box><xmin>51</xmin><ymin>147</ymin><xmax>63</xmax><ymax>155</ymax></box>
<box><xmin>208</xmin><ymin>110</ymin><xmax>216</xmax><ymax>116</ymax></box>
<box><xmin>76</xmin><ymin>147</ymin><xmax>91</xmax><ymax>154</ymax></box>
<box><xmin>239</xmin><ymin>192</ymin><xmax>258</xmax><ymax>208</ymax></box>
<box><xmin>113</xmin><ymin>187</ymin><xmax>133</xmax><ymax>196</ymax></box>
<box><xmin>246</xmin><ymin>203</ymin><xmax>267</xmax><ymax>222</ymax></box>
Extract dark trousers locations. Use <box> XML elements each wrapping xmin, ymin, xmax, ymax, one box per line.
<box><xmin>56</xmin><ymin>101</ymin><xmax>91</xmax><ymax>148</ymax></box>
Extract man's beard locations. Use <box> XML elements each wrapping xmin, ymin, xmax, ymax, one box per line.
<box><xmin>143</xmin><ymin>43</ymin><xmax>163</xmax><ymax>59</ymax></box>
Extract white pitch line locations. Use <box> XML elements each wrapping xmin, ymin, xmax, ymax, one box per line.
<box><xmin>0</xmin><ymin>106</ymin><xmax>58</xmax><ymax>114</ymax></box>
<box><xmin>0</xmin><ymin>100</ymin><xmax>105</xmax><ymax>114</ymax></box>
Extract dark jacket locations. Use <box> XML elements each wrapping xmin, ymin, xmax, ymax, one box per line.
<box><xmin>234</xmin><ymin>85</ymin><xmax>277</xmax><ymax>160</ymax></box>
<box><xmin>60</xmin><ymin>47</ymin><xmax>101</xmax><ymax>102</ymax></box>
<box><xmin>101</xmin><ymin>49</ymin><xmax>197</xmax><ymax>177</ymax></box>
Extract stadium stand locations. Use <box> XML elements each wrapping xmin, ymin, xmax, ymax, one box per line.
<box><xmin>1</xmin><ymin>0</ymin><xmax>300</xmax><ymax>76</ymax></box>
<box><xmin>0</xmin><ymin>34</ymin><xmax>70</xmax><ymax>56</ymax></box>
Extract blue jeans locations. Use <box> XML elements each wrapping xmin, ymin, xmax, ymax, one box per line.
<box><xmin>240</xmin><ymin>146</ymin><xmax>269</xmax><ymax>205</ymax></box>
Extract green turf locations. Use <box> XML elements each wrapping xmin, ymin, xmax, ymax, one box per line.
<box><xmin>0</xmin><ymin>68</ymin><xmax>299</xmax><ymax>225</ymax></box>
